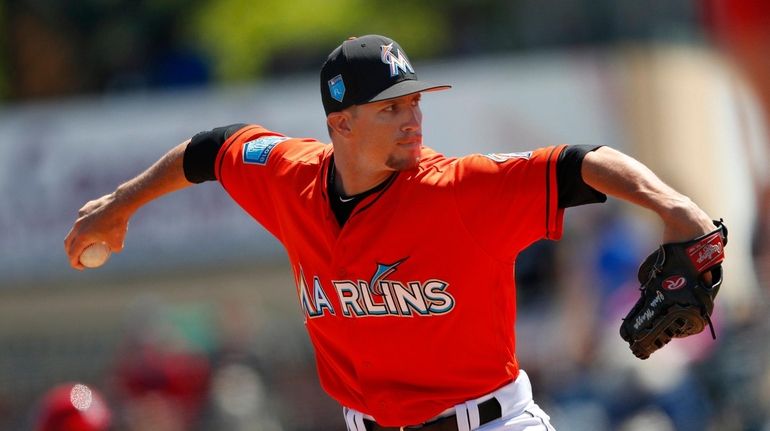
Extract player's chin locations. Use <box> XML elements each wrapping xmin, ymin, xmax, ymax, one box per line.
<box><xmin>385</xmin><ymin>152</ymin><xmax>420</xmax><ymax>171</ymax></box>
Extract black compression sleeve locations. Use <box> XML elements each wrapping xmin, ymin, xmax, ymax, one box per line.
<box><xmin>183</xmin><ymin>123</ymin><xmax>247</xmax><ymax>183</ymax></box>
<box><xmin>557</xmin><ymin>145</ymin><xmax>607</xmax><ymax>208</ymax></box>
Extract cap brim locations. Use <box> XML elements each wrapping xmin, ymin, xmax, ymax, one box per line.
<box><xmin>367</xmin><ymin>80</ymin><xmax>451</xmax><ymax>104</ymax></box>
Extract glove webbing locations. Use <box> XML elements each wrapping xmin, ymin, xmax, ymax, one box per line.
<box><xmin>639</xmin><ymin>271</ymin><xmax>716</xmax><ymax>339</ymax></box>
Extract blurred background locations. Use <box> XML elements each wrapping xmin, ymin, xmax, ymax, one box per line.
<box><xmin>1</xmin><ymin>0</ymin><xmax>769</xmax><ymax>430</ymax></box>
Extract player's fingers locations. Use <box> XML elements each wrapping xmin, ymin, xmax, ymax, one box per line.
<box><xmin>77</xmin><ymin>196</ymin><xmax>106</xmax><ymax>218</ymax></box>
<box><xmin>67</xmin><ymin>240</ymin><xmax>87</xmax><ymax>270</ymax></box>
<box><xmin>77</xmin><ymin>202</ymin><xmax>94</xmax><ymax>218</ymax></box>
<box><xmin>105</xmin><ymin>238</ymin><xmax>124</xmax><ymax>253</ymax></box>
<box><xmin>65</xmin><ymin>228</ymin><xmax>91</xmax><ymax>270</ymax></box>
<box><xmin>68</xmin><ymin>204</ymin><xmax>93</xmax><ymax>255</ymax></box>
<box><xmin>68</xmin><ymin>246</ymin><xmax>87</xmax><ymax>270</ymax></box>
<box><xmin>104</xmin><ymin>225</ymin><xmax>127</xmax><ymax>253</ymax></box>
<box><xmin>113</xmin><ymin>242</ymin><xmax>124</xmax><ymax>253</ymax></box>
<box><xmin>63</xmin><ymin>227</ymin><xmax>75</xmax><ymax>255</ymax></box>
<box><xmin>64</xmin><ymin>226</ymin><xmax>81</xmax><ymax>262</ymax></box>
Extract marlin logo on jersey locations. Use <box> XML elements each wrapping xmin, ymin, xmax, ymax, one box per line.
<box><xmin>380</xmin><ymin>43</ymin><xmax>415</xmax><ymax>77</ymax></box>
<box><xmin>296</xmin><ymin>260</ymin><xmax>455</xmax><ymax>319</ymax></box>
<box><xmin>368</xmin><ymin>258</ymin><xmax>407</xmax><ymax>295</ymax></box>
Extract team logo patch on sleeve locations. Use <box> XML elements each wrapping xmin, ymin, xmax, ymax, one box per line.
<box><xmin>243</xmin><ymin>136</ymin><xmax>289</xmax><ymax>165</ymax></box>
<box><xmin>482</xmin><ymin>151</ymin><xmax>532</xmax><ymax>163</ymax></box>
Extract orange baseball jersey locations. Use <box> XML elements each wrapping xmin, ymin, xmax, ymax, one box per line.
<box><xmin>210</xmin><ymin>124</ymin><xmax>567</xmax><ymax>426</ymax></box>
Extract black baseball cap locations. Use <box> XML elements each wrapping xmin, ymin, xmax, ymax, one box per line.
<box><xmin>320</xmin><ymin>35</ymin><xmax>451</xmax><ymax>115</ymax></box>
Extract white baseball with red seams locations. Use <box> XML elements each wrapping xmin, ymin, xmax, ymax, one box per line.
<box><xmin>79</xmin><ymin>242</ymin><xmax>111</xmax><ymax>268</ymax></box>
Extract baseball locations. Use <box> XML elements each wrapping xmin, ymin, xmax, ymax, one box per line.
<box><xmin>79</xmin><ymin>242</ymin><xmax>111</xmax><ymax>268</ymax></box>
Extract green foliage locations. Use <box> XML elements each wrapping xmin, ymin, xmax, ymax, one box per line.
<box><xmin>188</xmin><ymin>0</ymin><xmax>447</xmax><ymax>82</ymax></box>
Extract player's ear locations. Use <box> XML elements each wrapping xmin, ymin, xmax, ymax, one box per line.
<box><xmin>327</xmin><ymin>111</ymin><xmax>353</xmax><ymax>138</ymax></box>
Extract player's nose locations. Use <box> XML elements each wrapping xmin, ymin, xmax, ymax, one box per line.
<box><xmin>401</xmin><ymin>105</ymin><xmax>421</xmax><ymax>132</ymax></box>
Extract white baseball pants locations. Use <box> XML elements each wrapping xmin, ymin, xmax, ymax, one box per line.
<box><xmin>343</xmin><ymin>369</ymin><xmax>555</xmax><ymax>431</ymax></box>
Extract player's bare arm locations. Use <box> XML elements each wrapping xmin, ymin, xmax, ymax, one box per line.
<box><xmin>581</xmin><ymin>146</ymin><xmax>714</xmax><ymax>242</ymax></box>
<box><xmin>64</xmin><ymin>141</ymin><xmax>193</xmax><ymax>270</ymax></box>
<box><xmin>580</xmin><ymin>146</ymin><xmax>726</xmax><ymax>359</ymax></box>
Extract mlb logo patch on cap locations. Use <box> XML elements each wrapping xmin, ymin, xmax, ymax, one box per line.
<box><xmin>328</xmin><ymin>74</ymin><xmax>345</xmax><ymax>102</ymax></box>
<box><xmin>243</xmin><ymin>136</ymin><xmax>288</xmax><ymax>165</ymax></box>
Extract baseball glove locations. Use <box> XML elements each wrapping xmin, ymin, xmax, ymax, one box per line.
<box><xmin>620</xmin><ymin>219</ymin><xmax>728</xmax><ymax>359</ymax></box>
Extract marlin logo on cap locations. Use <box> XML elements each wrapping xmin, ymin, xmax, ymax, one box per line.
<box><xmin>380</xmin><ymin>43</ymin><xmax>414</xmax><ymax>77</ymax></box>
<box><xmin>328</xmin><ymin>74</ymin><xmax>345</xmax><ymax>102</ymax></box>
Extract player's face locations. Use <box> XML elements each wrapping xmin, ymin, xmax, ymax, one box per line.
<box><xmin>350</xmin><ymin>93</ymin><xmax>423</xmax><ymax>171</ymax></box>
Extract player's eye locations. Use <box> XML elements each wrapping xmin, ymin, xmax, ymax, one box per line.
<box><xmin>383</xmin><ymin>104</ymin><xmax>397</xmax><ymax>112</ymax></box>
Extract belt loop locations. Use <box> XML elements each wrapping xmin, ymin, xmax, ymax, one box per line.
<box><xmin>344</xmin><ymin>407</ymin><xmax>365</xmax><ymax>431</ymax></box>
<box><xmin>465</xmin><ymin>399</ymin><xmax>480</xmax><ymax>429</ymax></box>
<box><xmin>354</xmin><ymin>411</ymin><xmax>366</xmax><ymax>431</ymax></box>
<box><xmin>343</xmin><ymin>407</ymin><xmax>353</xmax><ymax>431</ymax></box>
<box><xmin>455</xmin><ymin>402</ymin><xmax>471</xmax><ymax>431</ymax></box>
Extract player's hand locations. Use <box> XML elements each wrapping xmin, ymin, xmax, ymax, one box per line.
<box><xmin>659</xmin><ymin>200</ymin><xmax>717</xmax><ymax>284</ymax></box>
<box><xmin>64</xmin><ymin>192</ymin><xmax>129</xmax><ymax>270</ymax></box>
<box><xmin>660</xmin><ymin>199</ymin><xmax>715</xmax><ymax>243</ymax></box>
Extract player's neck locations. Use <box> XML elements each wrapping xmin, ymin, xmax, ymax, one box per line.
<box><xmin>332</xmin><ymin>157</ymin><xmax>393</xmax><ymax>197</ymax></box>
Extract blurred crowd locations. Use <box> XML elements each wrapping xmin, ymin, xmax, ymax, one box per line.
<box><xmin>16</xmin><ymin>293</ymin><xmax>337</xmax><ymax>431</ymax></box>
<box><xmin>3</xmin><ymin>0</ymin><xmax>711</xmax><ymax>102</ymax></box>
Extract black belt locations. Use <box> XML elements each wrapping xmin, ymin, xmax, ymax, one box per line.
<box><xmin>364</xmin><ymin>397</ymin><xmax>502</xmax><ymax>431</ymax></box>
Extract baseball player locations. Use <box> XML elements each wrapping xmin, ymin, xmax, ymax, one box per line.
<box><xmin>65</xmin><ymin>35</ymin><xmax>720</xmax><ymax>430</ymax></box>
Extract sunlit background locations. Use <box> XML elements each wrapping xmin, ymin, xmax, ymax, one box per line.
<box><xmin>1</xmin><ymin>1</ymin><xmax>769</xmax><ymax>430</ymax></box>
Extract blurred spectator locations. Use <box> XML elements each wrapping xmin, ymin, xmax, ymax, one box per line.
<box><xmin>699</xmin><ymin>294</ymin><xmax>770</xmax><ymax>430</ymax></box>
<box><xmin>7</xmin><ymin>5</ymin><xmax>81</xmax><ymax>98</ymax></box>
<box><xmin>205</xmin><ymin>298</ymin><xmax>284</xmax><ymax>430</ymax></box>
<box><xmin>33</xmin><ymin>383</ymin><xmax>111</xmax><ymax>431</ymax></box>
<box><xmin>6</xmin><ymin>0</ymin><xmax>210</xmax><ymax>99</ymax></box>
<box><xmin>110</xmin><ymin>298</ymin><xmax>212</xmax><ymax>431</ymax></box>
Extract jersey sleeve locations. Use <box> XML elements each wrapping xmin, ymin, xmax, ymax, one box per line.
<box><xmin>213</xmin><ymin>125</ymin><xmax>291</xmax><ymax>240</ymax></box>
<box><xmin>184</xmin><ymin>123</ymin><xmax>248</xmax><ymax>183</ymax></box>
<box><xmin>556</xmin><ymin>145</ymin><xmax>607</xmax><ymax>208</ymax></box>
<box><xmin>452</xmin><ymin>146</ymin><xmax>566</xmax><ymax>261</ymax></box>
